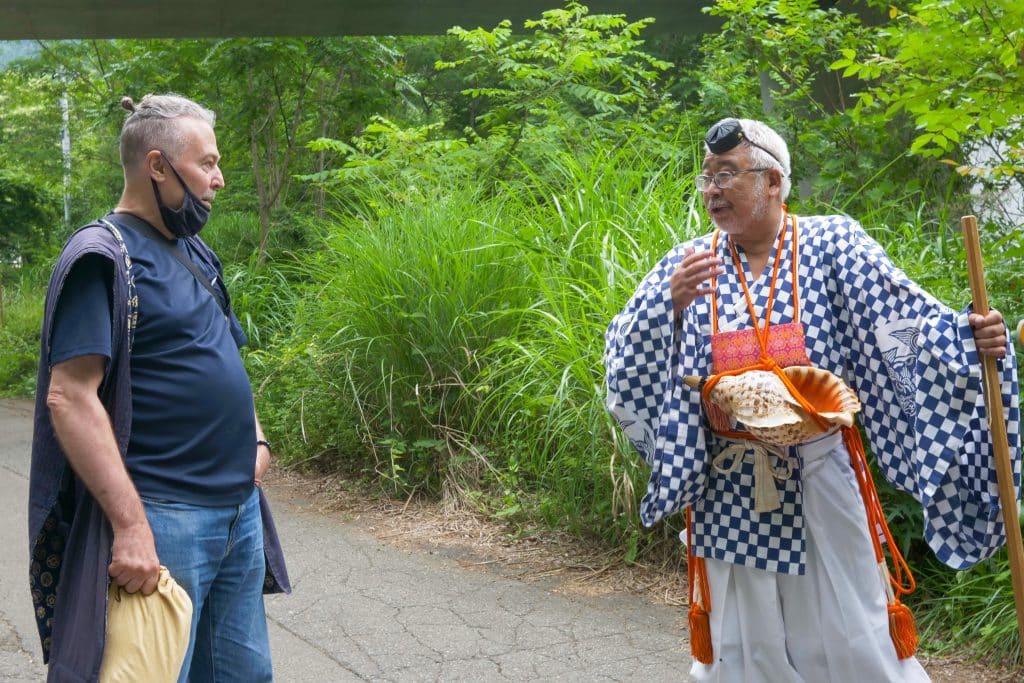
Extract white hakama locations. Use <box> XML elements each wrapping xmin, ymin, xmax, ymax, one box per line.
<box><xmin>689</xmin><ymin>433</ymin><xmax>930</xmax><ymax>683</ymax></box>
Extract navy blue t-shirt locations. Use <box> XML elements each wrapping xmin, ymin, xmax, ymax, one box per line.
<box><xmin>49</xmin><ymin>214</ymin><xmax>256</xmax><ymax>506</ymax></box>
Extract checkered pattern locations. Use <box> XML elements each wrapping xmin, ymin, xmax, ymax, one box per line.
<box><xmin>605</xmin><ymin>215</ymin><xmax>1022</xmax><ymax>575</ymax></box>
<box><xmin>694</xmin><ymin>434</ymin><xmax>806</xmax><ymax>574</ymax></box>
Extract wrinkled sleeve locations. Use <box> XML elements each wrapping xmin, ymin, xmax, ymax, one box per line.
<box><xmin>604</xmin><ymin>247</ymin><xmax>711</xmax><ymax>526</ymax></box>
<box><xmin>833</xmin><ymin>220</ymin><xmax>1021</xmax><ymax>569</ymax></box>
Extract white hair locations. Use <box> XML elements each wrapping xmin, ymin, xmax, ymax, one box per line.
<box><xmin>705</xmin><ymin>118</ymin><xmax>792</xmax><ymax>201</ymax></box>
<box><xmin>118</xmin><ymin>93</ymin><xmax>217</xmax><ymax>168</ymax></box>
<box><xmin>737</xmin><ymin>118</ymin><xmax>791</xmax><ymax>201</ymax></box>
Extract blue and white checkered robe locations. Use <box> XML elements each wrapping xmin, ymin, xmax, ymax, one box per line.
<box><xmin>605</xmin><ymin>214</ymin><xmax>1021</xmax><ymax>575</ymax></box>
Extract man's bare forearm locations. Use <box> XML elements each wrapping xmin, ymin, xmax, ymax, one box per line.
<box><xmin>47</xmin><ymin>355</ymin><xmax>160</xmax><ymax>593</ymax></box>
<box><xmin>46</xmin><ymin>357</ymin><xmax>146</xmax><ymax>532</ymax></box>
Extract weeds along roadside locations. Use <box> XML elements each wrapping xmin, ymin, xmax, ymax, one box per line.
<box><xmin>1</xmin><ymin>141</ymin><xmax>1021</xmax><ymax>664</ymax></box>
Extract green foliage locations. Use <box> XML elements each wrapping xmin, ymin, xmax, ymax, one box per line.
<box><xmin>0</xmin><ymin>68</ymin><xmax>66</xmax><ymax>200</ymax></box>
<box><xmin>832</xmin><ymin>0</ymin><xmax>1024</xmax><ymax>179</ymax></box>
<box><xmin>698</xmin><ymin>0</ymin><xmax>968</xmax><ymax>224</ymax></box>
<box><xmin>430</xmin><ymin>3</ymin><xmax>675</xmax><ymax>180</ymax></box>
<box><xmin>917</xmin><ymin>544</ymin><xmax>1023</xmax><ymax>665</ymax></box>
<box><xmin>702</xmin><ymin>0</ymin><xmax>866</xmax><ymax>115</ymax></box>
<box><xmin>2</xmin><ymin>36</ymin><xmax>420</xmax><ymax>264</ymax></box>
<box><xmin>253</xmin><ymin>125</ymin><xmax>705</xmax><ymax>548</ymax></box>
<box><xmin>0</xmin><ymin>171</ymin><xmax>58</xmax><ymax>267</ymax></box>
<box><xmin>301</xmin><ymin>116</ymin><xmax>476</xmax><ymax>207</ymax></box>
<box><xmin>248</xmin><ymin>181</ymin><xmax>534</xmax><ymax>493</ymax></box>
<box><xmin>0</xmin><ymin>269</ymin><xmax>45</xmax><ymax>397</ymax></box>
<box><xmin>467</xmin><ymin>138</ymin><xmax>701</xmax><ymax>537</ymax></box>
<box><xmin>437</xmin><ymin>3</ymin><xmax>672</xmax><ymax>125</ymax></box>
<box><xmin>198</xmin><ymin>37</ymin><xmax>411</xmax><ymax>260</ymax></box>
<box><xmin>257</xmin><ymin>4</ymin><xmax>699</xmax><ymax>542</ymax></box>
<box><xmin>302</xmin><ymin>2</ymin><xmax>686</xmax><ymax>226</ymax></box>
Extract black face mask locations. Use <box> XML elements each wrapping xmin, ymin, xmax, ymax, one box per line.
<box><xmin>151</xmin><ymin>153</ymin><xmax>210</xmax><ymax>238</ymax></box>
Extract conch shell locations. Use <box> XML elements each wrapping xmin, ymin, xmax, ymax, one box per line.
<box><xmin>685</xmin><ymin>367</ymin><xmax>861</xmax><ymax>446</ymax></box>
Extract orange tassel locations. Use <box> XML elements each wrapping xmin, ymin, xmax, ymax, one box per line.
<box><xmin>688</xmin><ymin>602</ymin><xmax>714</xmax><ymax>664</ymax></box>
<box><xmin>686</xmin><ymin>509</ymin><xmax>714</xmax><ymax>665</ymax></box>
<box><xmin>888</xmin><ymin>600</ymin><xmax>919</xmax><ymax>659</ymax></box>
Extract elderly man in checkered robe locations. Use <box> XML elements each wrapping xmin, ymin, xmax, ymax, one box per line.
<box><xmin>604</xmin><ymin>117</ymin><xmax>1020</xmax><ymax>682</ymax></box>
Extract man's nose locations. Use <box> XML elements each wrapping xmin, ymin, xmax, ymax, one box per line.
<box><xmin>211</xmin><ymin>168</ymin><xmax>225</xmax><ymax>190</ymax></box>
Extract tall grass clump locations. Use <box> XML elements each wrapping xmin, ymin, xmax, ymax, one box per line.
<box><xmin>252</xmin><ymin>123</ymin><xmax>717</xmax><ymax>553</ymax></box>
<box><xmin>916</xmin><ymin>546</ymin><xmax>1023</xmax><ymax>665</ymax></box>
<box><xmin>256</xmin><ymin>180</ymin><xmax>535</xmax><ymax>493</ymax></box>
<box><xmin>227</xmin><ymin>262</ymin><xmax>304</xmax><ymax>350</ymax></box>
<box><xmin>0</xmin><ymin>269</ymin><xmax>47</xmax><ymax>397</ymax></box>
<box><xmin>465</xmin><ymin>136</ymin><xmax>706</xmax><ymax>547</ymax></box>
<box><xmin>201</xmin><ymin>212</ymin><xmax>265</xmax><ymax>264</ymax></box>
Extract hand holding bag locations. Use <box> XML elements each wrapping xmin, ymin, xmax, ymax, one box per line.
<box><xmin>99</xmin><ymin>566</ymin><xmax>193</xmax><ymax>682</ymax></box>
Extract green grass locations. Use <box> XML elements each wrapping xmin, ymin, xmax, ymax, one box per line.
<box><xmin>245</xmin><ymin>134</ymin><xmax>712</xmax><ymax>545</ymax></box>
<box><xmin>245</xmin><ymin>180</ymin><xmax>537</xmax><ymax>494</ymax></box>
<box><xmin>465</xmin><ymin>140</ymin><xmax>702</xmax><ymax>539</ymax></box>
<box><xmin>0</xmin><ymin>269</ymin><xmax>46</xmax><ymax>397</ymax></box>
<box><xmin>915</xmin><ymin>545</ymin><xmax>1023</xmax><ymax>665</ymax></box>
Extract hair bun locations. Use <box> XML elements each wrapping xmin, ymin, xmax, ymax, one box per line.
<box><xmin>120</xmin><ymin>96</ymin><xmax>136</xmax><ymax>113</ymax></box>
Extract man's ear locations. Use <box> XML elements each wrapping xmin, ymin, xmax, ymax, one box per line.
<box><xmin>766</xmin><ymin>167</ymin><xmax>783</xmax><ymax>196</ymax></box>
<box><xmin>145</xmin><ymin>150</ymin><xmax>167</xmax><ymax>182</ymax></box>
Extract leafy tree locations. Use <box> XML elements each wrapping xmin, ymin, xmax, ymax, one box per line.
<box><xmin>8</xmin><ymin>41</ymin><xmax>146</xmax><ymax>225</ymax></box>
<box><xmin>0</xmin><ymin>67</ymin><xmax>74</xmax><ymax>227</ymax></box>
<box><xmin>184</xmin><ymin>38</ymin><xmax>404</xmax><ymax>259</ymax></box>
<box><xmin>696</xmin><ymin>0</ymin><xmax>968</xmax><ymax>222</ymax></box>
<box><xmin>0</xmin><ymin>170</ymin><xmax>57</xmax><ymax>267</ymax></box>
<box><xmin>831</xmin><ymin>0</ymin><xmax>1024</xmax><ymax>222</ymax></box>
<box><xmin>435</xmin><ymin>2</ymin><xmax>676</xmax><ymax>177</ymax></box>
<box><xmin>4</xmin><ymin>37</ymin><xmax>417</xmax><ymax>262</ymax></box>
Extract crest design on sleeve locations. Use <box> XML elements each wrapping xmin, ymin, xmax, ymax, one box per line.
<box><xmin>877</xmin><ymin>321</ymin><xmax>921</xmax><ymax>418</ymax></box>
<box><xmin>618</xmin><ymin>418</ymin><xmax>655</xmax><ymax>463</ymax></box>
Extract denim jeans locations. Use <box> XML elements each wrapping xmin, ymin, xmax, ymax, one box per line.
<box><xmin>142</xmin><ymin>488</ymin><xmax>272</xmax><ymax>682</ymax></box>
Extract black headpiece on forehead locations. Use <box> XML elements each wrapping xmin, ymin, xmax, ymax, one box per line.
<box><xmin>705</xmin><ymin>118</ymin><xmax>783</xmax><ymax>166</ymax></box>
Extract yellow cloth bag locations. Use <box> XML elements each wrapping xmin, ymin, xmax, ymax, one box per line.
<box><xmin>99</xmin><ymin>566</ymin><xmax>193</xmax><ymax>683</ymax></box>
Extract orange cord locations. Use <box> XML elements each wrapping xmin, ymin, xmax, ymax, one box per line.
<box><xmin>709</xmin><ymin>209</ymin><xmax>797</xmax><ymax>339</ymax></box>
<box><xmin>843</xmin><ymin>426</ymin><xmax>919</xmax><ymax>657</ymax></box>
<box><xmin>842</xmin><ymin>427</ymin><xmax>916</xmax><ymax>597</ymax></box>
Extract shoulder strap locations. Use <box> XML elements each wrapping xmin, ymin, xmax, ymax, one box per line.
<box><xmin>74</xmin><ymin>220</ymin><xmax>138</xmax><ymax>353</ymax></box>
<box><xmin>103</xmin><ymin>214</ymin><xmax>230</xmax><ymax>316</ymax></box>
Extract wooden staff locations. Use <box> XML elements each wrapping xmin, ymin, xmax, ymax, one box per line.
<box><xmin>961</xmin><ymin>214</ymin><xmax>1024</xmax><ymax>646</ymax></box>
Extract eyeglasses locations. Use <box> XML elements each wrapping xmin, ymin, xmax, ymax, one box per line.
<box><xmin>695</xmin><ymin>168</ymin><xmax>769</xmax><ymax>191</ymax></box>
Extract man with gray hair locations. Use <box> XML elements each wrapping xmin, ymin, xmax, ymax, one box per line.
<box><xmin>605</xmin><ymin>117</ymin><xmax>1019</xmax><ymax>681</ymax></box>
<box><xmin>29</xmin><ymin>93</ymin><xmax>289</xmax><ymax>681</ymax></box>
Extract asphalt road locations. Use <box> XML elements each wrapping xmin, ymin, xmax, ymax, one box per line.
<box><xmin>0</xmin><ymin>400</ymin><xmax>693</xmax><ymax>681</ymax></box>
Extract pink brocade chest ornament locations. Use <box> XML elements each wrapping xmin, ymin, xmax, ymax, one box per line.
<box><xmin>705</xmin><ymin>322</ymin><xmax>810</xmax><ymax>432</ymax></box>
<box><xmin>710</xmin><ymin>321</ymin><xmax>811</xmax><ymax>373</ymax></box>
